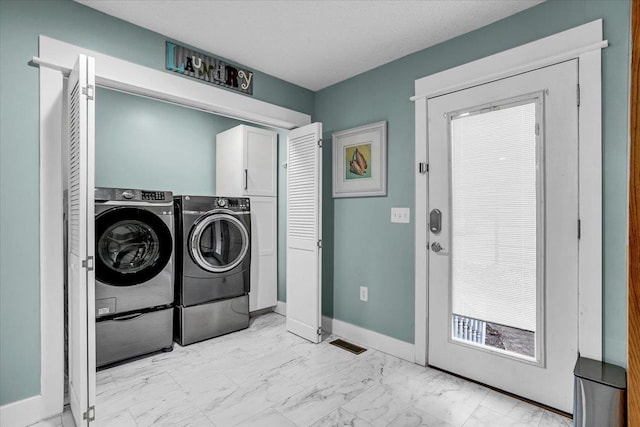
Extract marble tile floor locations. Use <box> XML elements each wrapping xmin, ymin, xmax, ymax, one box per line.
<box><xmin>33</xmin><ymin>312</ymin><xmax>572</xmax><ymax>427</ymax></box>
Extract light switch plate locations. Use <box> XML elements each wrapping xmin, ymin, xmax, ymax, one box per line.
<box><xmin>391</xmin><ymin>207</ymin><xmax>410</xmax><ymax>223</ymax></box>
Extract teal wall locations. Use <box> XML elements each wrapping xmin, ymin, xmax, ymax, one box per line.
<box><xmin>315</xmin><ymin>0</ymin><xmax>631</xmax><ymax>366</ymax></box>
<box><xmin>95</xmin><ymin>87</ymin><xmax>245</xmax><ymax>194</ymax></box>
<box><xmin>0</xmin><ymin>0</ymin><xmax>313</xmax><ymax>406</ymax></box>
<box><xmin>0</xmin><ymin>0</ymin><xmax>631</xmax><ymax>409</ymax></box>
<box><xmin>97</xmin><ymin>88</ymin><xmax>292</xmax><ymax>301</ymax></box>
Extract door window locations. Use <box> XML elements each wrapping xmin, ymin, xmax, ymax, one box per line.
<box><xmin>95</xmin><ymin>207</ymin><xmax>173</xmax><ymax>286</ymax></box>
<box><xmin>190</xmin><ymin>213</ymin><xmax>249</xmax><ymax>273</ymax></box>
<box><xmin>449</xmin><ymin>96</ymin><xmax>543</xmax><ymax>362</ymax></box>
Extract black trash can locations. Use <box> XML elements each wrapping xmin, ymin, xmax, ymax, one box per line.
<box><xmin>573</xmin><ymin>357</ymin><xmax>626</xmax><ymax>427</ymax></box>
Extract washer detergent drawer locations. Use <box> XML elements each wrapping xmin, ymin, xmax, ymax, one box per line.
<box><xmin>96</xmin><ymin>307</ymin><xmax>173</xmax><ymax>368</ymax></box>
<box><xmin>175</xmin><ymin>295</ymin><xmax>249</xmax><ymax>346</ymax></box>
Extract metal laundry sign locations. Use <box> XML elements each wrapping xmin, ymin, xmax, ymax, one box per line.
<box><xmin>165</xmin><ymin>42</ymin><xmax>254</xmax><ymax>95</ymax></box>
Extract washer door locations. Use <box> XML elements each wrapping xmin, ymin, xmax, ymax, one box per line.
<box><xmin>189</xmin><ymin>213</ymin><xmax>249</xmax><ymax>273</ymax></box>
<box><xmin>95</xmin><ymin>207</ymin><xmax>173</xmax><ymax>286</ymax></box>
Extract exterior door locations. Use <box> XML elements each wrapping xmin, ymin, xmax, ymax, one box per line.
<box><xmin>427</xmin><ymin>60</ymin><xmax>579</xmax><ymax>412</ymax></box>
<box><xmin>286</xmin><ymin>123</ymin><xmax>323</xmax><ymax>343</ymax></box>
<box><xmin>67</xmin><ymin>53</ymin><xmax>96</xmax><ymax>426</ymax></box>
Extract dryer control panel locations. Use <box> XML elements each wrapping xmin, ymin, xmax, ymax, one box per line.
<box><xmin>218</xmin><ymin>197</ymin><xmax>250</xmax><ymax>210</ymax></box>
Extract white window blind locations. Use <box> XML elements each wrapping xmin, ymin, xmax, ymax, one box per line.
<box><xmin>450</xmin><ymin>101</ymin><xmax>539</xmax><ymax>332</ymax></box>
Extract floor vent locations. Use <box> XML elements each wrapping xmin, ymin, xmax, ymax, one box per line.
<box><xmin>329</xmin><ymin>339</ymin><xmax>367</xmax><ymax>355</ymax></box>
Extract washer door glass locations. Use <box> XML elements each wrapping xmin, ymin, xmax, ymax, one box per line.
<box><xmin>95</xmin><ymin>207</ymin><xmax>173</xmax><ymax>286</ymax></box>
<box><xmin>190</xmin><ymin>213</ymin><xmax>249</xmax><ymax>273</ymax></box>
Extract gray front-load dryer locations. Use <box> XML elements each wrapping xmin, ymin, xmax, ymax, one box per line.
<box><xmin>173</xmin><ymin>195</ymin><xmax>251</xmax><ymax>345</ymax></box>
<box><xmin>174</xmin><ymin>195</ymin><xmax>251</xmax><ymax>306</ymax></box>
<box><xmin>94</xmin><ymin>187</ymin><xmax>174</xmax><ymax>317</ymax></box>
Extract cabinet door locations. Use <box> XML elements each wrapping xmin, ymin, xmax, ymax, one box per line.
<box><xmin>215</xmin><ymin>126</ymin><xmax>244</xmax><ymax>196</ymax></box>
<box><xmin>249</xmin><ymin>196</ymin><xmax>277</xmax><ymax>311</ymax></box>
<box><xmin>243</xmin><ymin>126</ymin><xmax>277</xmax><ymax>196</ymax></box>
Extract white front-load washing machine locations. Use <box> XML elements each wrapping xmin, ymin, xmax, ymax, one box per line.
<box><xmin>94</xmin><ymin>187</ymin><xmax>175</xmax><ymax>367</ymax></box>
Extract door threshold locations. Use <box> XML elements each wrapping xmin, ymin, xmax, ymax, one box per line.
<box><xmin>427</xmin><ymin>365</ymin><xmax>573</xmax><ymax>419</ymax></box>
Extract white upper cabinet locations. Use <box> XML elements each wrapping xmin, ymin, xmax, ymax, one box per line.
<box><xmin>216</xmin><ymin>125</ymin><xmax>277</xmax><ymax>197</ymax></box>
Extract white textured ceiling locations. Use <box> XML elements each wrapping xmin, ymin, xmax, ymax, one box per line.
<box><xmin>74</xmin><ymin>0</ymin><xmax>544</xmax><ymax>91</ymax></box>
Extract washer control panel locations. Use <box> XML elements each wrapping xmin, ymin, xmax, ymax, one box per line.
<box><xmin>94</xmin><ymin>187</ymin><xmax>172</xmax><ymax>204</ymax></box>
<box><xmin>141</xmin><ymin>191</ymin><xmax>167</xmax><ymax>201</ymax></box>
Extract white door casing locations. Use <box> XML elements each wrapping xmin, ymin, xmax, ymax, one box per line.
<box><xmin>427</xmin><ymin>61</ymin><xmax>578</xmax><ymax>412</ymax></box>
<box><xmin>66</xmin><ymin>54</ymin><xmax>96</xmax><ymax>427</ymax></box>
<box><xmin>286</xmin><ymin>123</ymin><xmax>323</xmax><ymax>343</ymax></box>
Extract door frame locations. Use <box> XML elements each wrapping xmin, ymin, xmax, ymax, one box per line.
<box><xmin>413</xmin><ymin>20</ymin><xmax>607</xmax><ymax>366</ymax></box>
<box><xmin>628</xmin><ymin>0</ymin><xmax>639</xmax><ymax>423</ymax></box>
<box><xmin>29</xmin><ymin>36</ymin><xmax>311</xmax><ymax>425</ymax></box>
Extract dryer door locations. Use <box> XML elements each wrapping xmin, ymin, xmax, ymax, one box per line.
<box><xmin>95</xmin><ymin>207</ymin><xmax>173</xmax><ymax>286</ymax></box>
<box><xmin>189</xmin><ymin>212</ymin><xmax>250</xmax><ymax>273</ymax></box>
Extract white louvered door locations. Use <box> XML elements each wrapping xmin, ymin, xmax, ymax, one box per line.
<box><xmin>67</xmin><ymin>54</ymin><xmax>96</xmax><ymax>427</ymax></box>
<box><xmin>286</xmin><ymin>123</ymin><xmax>323</xmax><ymax>343</ymax></box>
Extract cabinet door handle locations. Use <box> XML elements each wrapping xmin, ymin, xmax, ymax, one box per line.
<box><xmin>244</xmin><ymin>169</ymin><xmax>248</xmax><ymax>190</ymax></box>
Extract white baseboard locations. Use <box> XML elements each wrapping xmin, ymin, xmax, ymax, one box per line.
<box><xmin>323</xmin><ymin>315</ymin><xmax>415</xmax><ymax>363</ymax></box>
<box><xmin>275</xmin><ymin>302</ymin><xmax>414</xmax><ymax>363</ymax></box>
<box><xmin>274</xmin><ymin>301</ymin><xmax>286</xmax><ymax>316</ymax></box>
<box><xmin>0</xmin><ymin>395</ymin><xmax>42</xmax><ymax>427</ymax></box>
<box><xmin>321</xmin><ymin>315</ymin><xmax>333</xmax><ymax>333</ymax></box>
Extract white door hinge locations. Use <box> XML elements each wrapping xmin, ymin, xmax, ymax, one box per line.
<box><xmin>83</xmin><ymin>406</ymin><xmax>95</xmax><ymax>422</ymax></box>
<box><xmin>576</xmin><ymin>84</ymin><xmax>580</xmax><ymax>107</ymax></box>
<box><xmin>418</xmin><ymin>162</ymin><xmax>428</xmax><ymax>174</ymax></box>
<box><xmin>318</xmin><ymin>139</ymin><xmax>322</xmax><ymax>148</ymax></box>
<box><xmin>317</xmin><ymin>327</ymin><xmax>322</xmax><ymax>336</ymax></box>
<box><xmin>317</xmin><ymin>239</ymin><xmax>322</xmax><ymax>249</ymax></box>
<box><xmin>82</xmin><ymin>256</ymin><xmax>94</xmax><ymax>271</ymax></box>
<box><xmin>535</xmin><ymin>123</ymin><xmax>540</xmax><ymax>136</ymax></box>
<box><xmin>82</xmin><ymin>85</ymin><xmax>94</xmax><ymax>100</ymax></box>
<box><xmin>578</xmin><ymin>219</ymin><xmax>581</xmax><ymax>239</ymax></box>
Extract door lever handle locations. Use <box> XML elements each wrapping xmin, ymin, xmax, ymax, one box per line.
<box><xmin>431</xmin><ymin>242</ymin><xmax>449</xmax><ymax>255</ymax></box>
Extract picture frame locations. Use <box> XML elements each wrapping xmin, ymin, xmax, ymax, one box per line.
<box><xmin>332</xmin><ymin>121</ymin><xmax>387</xmax><ymax>198</ymax></box>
